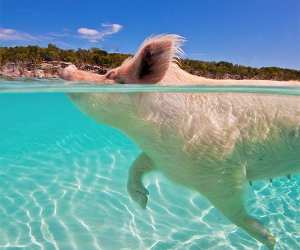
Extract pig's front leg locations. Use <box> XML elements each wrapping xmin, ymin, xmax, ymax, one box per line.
<box><xmin>127</xmin><ymin>152</ymin><xmax>154</xmax><ymax>209</ymax></box>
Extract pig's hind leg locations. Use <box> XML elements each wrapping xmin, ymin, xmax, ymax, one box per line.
<box><xmin>127</xmin><ymin>152</ymin><xmax>154</xmax><ymax>209</ymax></box>
<box><xmin>203</xmin><ymin>164</ymin><xmax>276</xmax><ymax>249</ymax></box>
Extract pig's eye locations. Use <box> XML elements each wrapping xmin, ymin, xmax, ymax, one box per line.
<box><xmin>106</xmin><ymin>71</ymin><xmax>117</xmax><ymax>80</ymax></box>
<box><xmin>105</xmin><ymin>70</ymin><xmax>126</xmax><ymax>84</ymax></box>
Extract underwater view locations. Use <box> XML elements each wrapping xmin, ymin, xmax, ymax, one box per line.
<box><xmin>0</xmin><ymin>80</ymin><xmax>299</xmax><ymax>250</ymax></box>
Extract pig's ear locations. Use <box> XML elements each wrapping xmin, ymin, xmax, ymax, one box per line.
<box><xmin>121</xmin><ymin>34</ymin><xmax>184</xmax><ymax>83</ymax></box>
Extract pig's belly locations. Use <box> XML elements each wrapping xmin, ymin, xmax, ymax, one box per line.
<box><xmin>137</xmin><ymin>131</ymin><xmax>300</xmax><ymax>186</ymax></box>
<box><xmin>241</xmin><ymin>135</ymin><xmax>300</xmax><ymax>180</ymax></box>
<box><xmin>136</xmin><ymin>136</ymin><xmax>218</xmax><ymax>189</ymax></box>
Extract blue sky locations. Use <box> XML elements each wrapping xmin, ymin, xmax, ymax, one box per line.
<box><xmin>0</xmin><ymin>0</ymin><xmax>299</xmax><ymax>69</ymax></box>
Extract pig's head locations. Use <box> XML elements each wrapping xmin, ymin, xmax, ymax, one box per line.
<box><xmin>60</xmin><ymin>34</ymin><xmax>184</xmax><ymax>84</ymax></box>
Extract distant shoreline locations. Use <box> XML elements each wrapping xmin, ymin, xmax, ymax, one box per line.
<box><xmin>1</xmin><ymin>44</ymin><xmax>300</xmax><ymax>81</ymax></box>
<box><xmin>0</xmin><ymin>61</ymin><xmax>108</xmax><ymax>79</ymax></box>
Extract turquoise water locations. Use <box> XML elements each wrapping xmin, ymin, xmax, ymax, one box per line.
<box><xmin>0</xmin><ymin>80</ymin><xmax>300</xmax><ymax>250</ymax></box>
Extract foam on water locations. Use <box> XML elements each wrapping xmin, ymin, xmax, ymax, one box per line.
<box><xmin>0</xmin><ymin>82</ymin><xmax>299</xmax><ymax>249</ymax></box>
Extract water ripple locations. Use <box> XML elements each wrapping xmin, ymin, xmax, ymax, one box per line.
<box><xmin>0</xmin><ymin>129</ymin><xmax>299</xmax><ymax>249</ymax></box>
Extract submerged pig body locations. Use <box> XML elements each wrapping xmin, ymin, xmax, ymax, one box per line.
<box><xmin>61</xmin><ymin>35</ymin><xmax>300</xmax><ymax>249</ymax></box>
<box><xmin>72</xmin><ymin>92</ymin><xmax>300</xmax><ymax>181</ymax></box>
<box><xmin>70</xmin><ymin>91</ymin><xmax>300</xmax><ymax>248</ymax></box>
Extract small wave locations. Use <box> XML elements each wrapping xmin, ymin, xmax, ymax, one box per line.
<box><xmin>1</xmin><ymin>79</ymin><xmax>300</xmax><ymax>95</ymax></box>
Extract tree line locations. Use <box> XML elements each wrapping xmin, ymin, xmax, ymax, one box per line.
<box><xmin>0</xmin><ymin>44</ymin><xmax>129</xmax><ymax>69</ymax></box>
<box><xmin>1</xmin><ymin>44</ymin><xmax>300</xmax><ymax>81</ymax></box>
<box><xmin>181</xmin><ymin>59</ymin><xmax>300</xmax><ymax>81</ymax></box>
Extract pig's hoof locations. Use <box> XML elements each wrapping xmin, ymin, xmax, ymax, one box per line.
<box><xmin>127</xmin><ymin>180</ymin><xmax>149</xmax><ymax>209</ymax></box>
<box><xmin>265</xmin><ymin>235</ymin><xmax>276</xmax><ymax>250</ymax></box>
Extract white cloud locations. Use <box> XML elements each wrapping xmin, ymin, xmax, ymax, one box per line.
<box><xmin>0</xmin><ymin>28</ymin><xmax>36</xmax><ymax>41</ymax></box>
<box><xmin>0</xmin><ymin>24</ymin><xmax>123</xmax><ymax>46</ymax></box>
<box><xmin>78</xmin><ymin>28</ymin><xmax>99</xmax><ymax>36</ymax></box>
<box><xmin>77</xmin><ymin>23</ymin><xmax>123</xmax><ymax>42</ymax></box>
<box><xmin>102</xmin><ymin>23</ymin><xmax>123</xmax><ymax>34</ymax></box>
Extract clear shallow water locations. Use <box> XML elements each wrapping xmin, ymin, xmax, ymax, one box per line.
<box><xmin>0</xmin><ymin>80</ymin><xmax>299</xmax><ymax>250</ymax></box>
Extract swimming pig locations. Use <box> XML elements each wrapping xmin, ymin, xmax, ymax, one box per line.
<box><xmin>60</xmin><ymin>35</ymin><xmax>300</xmax><ymax>249</ymax></box>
